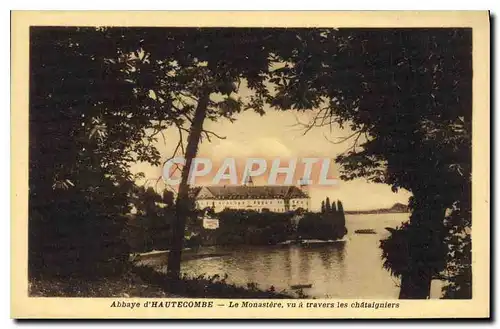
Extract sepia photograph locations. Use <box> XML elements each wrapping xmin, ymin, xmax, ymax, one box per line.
<box><xmin>11</xmin><ymin>11</ymin><xmax>490</xmax><ymax>319</ymax></box>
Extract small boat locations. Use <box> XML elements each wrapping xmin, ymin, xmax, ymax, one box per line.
<box><xmin>354</xmin><ymin>229</ymin><xmax>377</xmax><ymax>234</ymax></box>
<box><xmin>290</xmin><ymin>284</ymin><xmax>313</xmax><ymax>289</ymax></box>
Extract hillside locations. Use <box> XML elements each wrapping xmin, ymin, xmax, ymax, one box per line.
<box><xmin>345</xmin><ymin>203</ymin><xmax>409</xmax><ymax>215</ymax></box>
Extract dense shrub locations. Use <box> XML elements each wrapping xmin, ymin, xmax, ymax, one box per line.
<box><xmin>29</xmin><ymin>186</ymin><xmax>131</xmax><ymax>279</ymax></box>
<box><xmin>192</xmin><ymin>208</ymin><xmax>347</xmax><ymax>246</ymax></box>
<box><xmin>297</xmin><ymin>211</ymin><xmax>347</xmax><ymax>241</ymax></box>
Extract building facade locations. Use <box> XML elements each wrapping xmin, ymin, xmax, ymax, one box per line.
<box><xmin>194</xmin><ymin>185</ymin><xmax>310</xmax><ymax>213</ymax></box>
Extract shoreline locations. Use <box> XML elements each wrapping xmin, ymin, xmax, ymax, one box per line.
<box><xmin>133</xmin><ymin>238</ymin><xmax>349</xmax><ymax>259</ymax></box>
<box><xmin>132</xmin><ymin>238</ymin><xmax>349</xmax><ymax>266</ymax></box>
<box><xmin>345</xmin><ymin>211</ymin><xmax>410</xmax><ymax>215</ymax></box>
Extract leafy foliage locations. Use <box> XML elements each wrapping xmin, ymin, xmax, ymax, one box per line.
<box><xmin>190</xmin><ymin>207</ymin><xmax>348</xmax><ymax>246</ymax></box>
<box><xmin>268</xmin><ymin>28</ymin><xmax>472</xmax><ymax>298</ymax></box>
<box><xmin>125</xmin><ymin>187</ymin><xmax>175</xmax><ymax>253</ymax></box>
<box><xmin>29</xmin><ymin>27</ymin><xmax>181</xmax><ymax>278</ymax></box>
<box><xmin>441</xmin><ymin>188</ymin><xmax>472</xmax><ymax>298</ymax></box>
<box><xmin>200</xmin><ymin>209</ymin><xmax>295</xmax><ymax>246</ymax></box>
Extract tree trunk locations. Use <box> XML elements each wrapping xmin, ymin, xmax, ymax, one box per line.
<box><xmin>399</xmin><ymin>265</ymin><xmax>432</xmax><ymax>299</ymax></box>
<box><xmin>398</xmin><ymin>196</ymin><xmax>446</xmax><ymax>299</ymax></box>
<box><xmin>166</xmin><ymin>89</ymin><xmax>210</xmax><ymax>282</ymax></box>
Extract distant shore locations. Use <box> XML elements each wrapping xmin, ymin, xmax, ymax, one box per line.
<box><xmin>345</xmin><ymin>203</ymin><xmax>409</xmax><ymax>215</ymax></box>
<box><xmin>345</xmin><ymin>210</ymin><xmax>410</xmax><ymax>215</ymax></box>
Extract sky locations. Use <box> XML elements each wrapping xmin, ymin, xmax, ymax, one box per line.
<box><xmin>130</xmin><ymin>106</ymin><xmax>412</xmax><ymax>211</ymax></box>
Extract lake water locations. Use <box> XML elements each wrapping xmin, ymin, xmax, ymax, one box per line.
<box><xmin>169</xmin><ymin>213</ymin><xmax>443</xmax><ymax>298</ymax></box>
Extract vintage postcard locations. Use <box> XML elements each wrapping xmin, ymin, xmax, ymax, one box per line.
<box><xmin>11</xmin><ymin>11</ymin><xmax>490</xmax><ymax>319</ymax></box>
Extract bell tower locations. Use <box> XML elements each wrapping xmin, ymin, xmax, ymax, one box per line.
<box><xmin>299</xmin><ymin>177</ymin><xmax>309</xmax><ymax>191</ymax></box>
<box><xmin>298</xmin><ymin>177</ymin><xmax>310</xmax><ymax>211</ymax></box>
<box><xmin>243</xmin><ymin>174</ymin><xmax>254</xmax><ymax>187</ymax></box>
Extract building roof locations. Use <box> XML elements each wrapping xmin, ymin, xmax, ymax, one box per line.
<box><xmin>195</xmin><ymin>185</ymin><xmax>308</xmax><ymax>200</ymax></box>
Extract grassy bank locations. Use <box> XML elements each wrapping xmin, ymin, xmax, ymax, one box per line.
<box><xmin>132</xmin><ymin>265</ymin><xmax>303</xmax><ymax>299</ymax></box>
<box><xmin>29</xmin><ymin>263</ymin><xmax>303</xmax><ymax>298</ymax></box>
<box><xmin>29</xmin><ymin>268</ymin><xmax>173</xmax><ymax>297</ymax></box>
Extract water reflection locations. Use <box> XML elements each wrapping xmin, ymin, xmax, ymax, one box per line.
<box><xmin>177</xmin><ymin>214</ymin><xmax>417</xmax><ymax>298</ymax></box>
